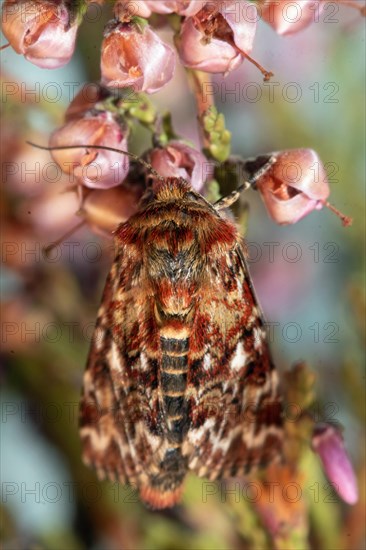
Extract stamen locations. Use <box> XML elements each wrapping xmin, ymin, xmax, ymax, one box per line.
<box><xmin>323</xmin><ymin>201</ymin><xmax>353</xmax><ymax>227</ymax></box>
<box><xmin>234</xmin><ymin>47</ymin><xmax>274</xmax><ymax>82</ymax></box>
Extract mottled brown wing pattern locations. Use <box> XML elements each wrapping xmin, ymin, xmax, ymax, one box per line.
<box><xmin>79</xmin><ymin>178</ymin><xmax>283</xmax><ymax>509</ymax></box>
<box><xmin>79</xmin><ymin>249</ymin><xmax>170</xmax><ymax>492</ymax></box>
<box><xmin>183</xmin><ymin>246</ymin><xmax>283</xmax><ymax>480</ymax></box>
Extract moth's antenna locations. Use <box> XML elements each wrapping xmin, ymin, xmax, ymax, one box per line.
<box><xmin>214</xmin><ymin>156</ymin><xmax>276</xmax><ymax>211</ymax></box>
<box><xmin>26</xmin><ymin>141</ymin><xmax>164</xmax><ymax>181</ymax></box>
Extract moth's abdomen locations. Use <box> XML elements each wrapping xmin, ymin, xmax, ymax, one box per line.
<box><xmin>138</xmin><ymin>334</ymin><xmax>190</xmax><ymax>510</ymax></box>
<box><xmin>160</xmin><ymin>336</ymin><xmax>190</xmax><ymax>444</ymax></box>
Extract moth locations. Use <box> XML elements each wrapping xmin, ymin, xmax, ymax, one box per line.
<box><xmin>76</xmin><ymin>152</ymin><xmax>283</xmax><ymax>509</ymax></box>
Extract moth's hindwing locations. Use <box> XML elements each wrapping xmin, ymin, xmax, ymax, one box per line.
<box><xmin>79</xmin><ymin>178</ymin><xmax>283</xmax><ymax>509</ymax></box>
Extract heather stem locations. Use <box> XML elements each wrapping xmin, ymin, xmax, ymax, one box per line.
<box><xmin>187</xmin><ymin>69</ymin><xmax>214</xmax><ymax>150</ymax></box>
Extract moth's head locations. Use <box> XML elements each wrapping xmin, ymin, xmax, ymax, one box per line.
<box><xmin>153</xmin><ymin>177</ymin><xmax>192</xmax><ymax>202</ymax></box>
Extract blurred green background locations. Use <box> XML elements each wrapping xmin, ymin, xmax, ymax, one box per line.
<box><xmin>1</xmin><ymin>3</ymin><xmax>365</xmax><ymax>549</ymax></box>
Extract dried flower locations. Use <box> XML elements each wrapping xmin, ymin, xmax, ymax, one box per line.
<box><xmin>49</xmin><ymin>112</ymin><xmax>129</xmax><ymax>189</ymax></box>
<box><xmin>150</xmin><ymin>141</ymin><xmax>210</xmax><ymax>192</ymax></box>
<box><xmin>312</xmin><ymin>423</ymin><xmax>358</xmax><ymax>505</ymax></box>
<box><xmin>177</xmin><ymin>1</ymin><xmax>264</xmax><ymax>76</ymax></box>
<box><xmin>259</xmin><ymin>1</ymin><xmax>325</xmax><ymax>35</ymax></box>
<box><xmin>115</xmin><ymin>0</ymin><xmax>206</xmax><ymax>18</ymax></box>
<box><xmin>1</xmin><ymin>0</ymin><xmax>80</xmax><ymax>68</ymax></box>
<box><xmin>101</xmin><ymin>20</ymin><xmax>176</xmax><ymax>93</ymax></box>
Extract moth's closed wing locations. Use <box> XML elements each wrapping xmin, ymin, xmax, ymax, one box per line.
<box><xmin>80</xmin><ymin>178</ymin><xmax>283</xmax><ymax>509</ymax></box>
<box><xmin>183</xmin><ymin>246</ymin><xmax>282</xmax><ymax>480</ymax></box>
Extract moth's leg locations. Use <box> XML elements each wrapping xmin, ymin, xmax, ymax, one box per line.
<box><xmin>213</xmin><ymin>182</ymin><xmax>251</xmax><ymax>211</ymax></box>
<box><xmin>214</xmin><ymin>155</ymin><xmax>276</xmax><ymax>211</ymax></box>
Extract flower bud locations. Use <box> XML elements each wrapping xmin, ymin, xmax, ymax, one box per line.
<box><xmin>1</xmin><ymin>0</ymin><xmax>80</xmax><ymax>68</ymax></box>
<box><xmin>115</xmin><ymin>0</ymin><xmax>206</xmax><ymax>18</ymax></box>
<box><xmin>81</xmin><ymin>184</ymin><xmax>143</xmax><ymax>236</ymax></box>
<box><xmin>177</xmin><ymin>1</ymin><xmax>257</xmax><ymax>74</ymax></box>
<box><xmin>312</xmin><ymin>423</ymin><xmax>358</xmax><ymax>505</ymax></box>
<box><xmin>150</xmin><ymin>141</ymin><xmax>210</xmax><ymax>192</ymax></box>
<box><xmin>259</xmin><ymin>1</ymin><xmax>325</xmax><ymax>35</ymax></box>
<box><xmin>251</xmin><ymin>149</ymin><xmax>330</xmax><ymax>225</ymax></box>
<box><xmin>101</xmin><ymin>20</ymin><xmax>176</xmax><ymax>93</ymax></box>
<box><xmin>49</xmin><ymin>112</ymin><xmax>129</xmax><ymax>189</ymax></box>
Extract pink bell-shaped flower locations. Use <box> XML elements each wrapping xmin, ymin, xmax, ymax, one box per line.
<box><xmin>150</xmin><ymin>141</ymin><xmax>210</xmax><ymax>192</ymax></box>
<box><xmin>2</xmin><ymin>0</ymin><xmax>80</xmax><ymax>68</ymax></box>
<box><xmin>49</xmin><ymin>112</ymin><xmax>129</xmax><ymax>189</ymax></box>
<box><xmin>177</xmin><ymin>1</ymin><xmax>258</xmax><ymax>75</ymax></box>
<box><xmin>115</xmin><ymin>0</ymin><xmax>206</xmax><ymax>18</ymax></box>
<box><xmin>101</xmin><ymin>20</ymin><xmax>176</xmax><ymax>93</ymax></box>
<box><xmin>247</xmin><ymin>149</ymin><xmax>352</xmax><ymax>225</ymax></box>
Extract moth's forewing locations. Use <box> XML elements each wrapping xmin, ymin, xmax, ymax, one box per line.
<box><xmin>79</xmin><ymin>178</ymin><xmax>283</xmax><ymax>509</ymax></box>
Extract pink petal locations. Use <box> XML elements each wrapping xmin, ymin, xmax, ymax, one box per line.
<box><xmin>271</xmin><ymin>149</ymin><xmax>330</xmax><ymax>201</ymax></box>
<box><xmin>2</xmin><ymin>1</ymin><xmax>78</xmax><ymax>68</ymax></box>
<box><xmin>150</xmin><ymin>141</ymin><xmax>210</xmax><ymax>191</ymax></box>
<box><xmin>50</xmin><ymin>115</ymin><xmax>129</xmax><ymax>189</ymax></box>
<box><xmin>224</xmin><ymin>1</ymin><xmax>257</xmax><ymax>54</ymax></box>
<box><xmin>260</xmin><ymin>188</ymin><xmax>321</xmax><ymax>224</ymax></box>
<box><xmin>101</xmin><ymin>23</ymin><xmax>176</xmax><ymax>93</ymax></box>
<box><xmin>312</xmin><ymin>424</ymin><xmax>358</xmax><ymax>505</ymax></box>
<box><xmin>24</xmin><ymin>21</ymin><xmax>78</xmax><ymax>68</ymax></box>
<box><xmin>260</xmin><ymin>0</ymin><xmax>325</xmax><ymax>36</ymax></box>
<box><xmin>178</xmin><ymin>17</ymin><xmax>241</xmax><ymax>74</ymax></box>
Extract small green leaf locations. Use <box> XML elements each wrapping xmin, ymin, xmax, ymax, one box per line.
<box><xmin>131</xmin><ymin>16</ymin><xmax>149</xmax><ymax>33</ymax></box>
<box><xmin>109</xmin><ymin>90</ymin><xmax>157</xmax><ymax>127</ymax></box>
<box><xmin>202</xmin><ymin>106</ymin><xmax>232</xmax><ymax>162</ymax></box>
<box><xmin>128</xmin><ymin>96</ymin><xmax>157</xmax><ymax>125</ymax></box>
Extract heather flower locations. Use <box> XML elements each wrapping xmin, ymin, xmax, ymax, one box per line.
<box><xmin>177</xmin><ymin>1</ymin><xmax>258</xmax><ymax>75</ymax></box>
<box><xmin>259</xmin><ymin>1</ymin><xmax>325</xmax><ymax>35</ymax></box>
<box><xmin>81</xmin><ymin>184</ymin><xmax>143</xmax><ymax>236</ymax></box>
<box><xmin>49</xmin><ymin>112</ymin><xmax>129</xmax><ymax>189</ymax></box>
<box><xmin>1</xmin><ymin>0</ymin><xmax>80</xmax><ymax>68</ymax></box>
<box><xmin>64</xmin><ymin>83</ymin><xmax>110</xmax><ymax>122</ymax></box>
<box><xmin>150</xmin><ymin>141</ymin><xmax>210</xmax><ymax>192</ymax></box>
<box><xmin>312</xmin><ymin>423</ymin><xmax>358</xmax><ymax>505</ymax></box>
<box><xmin>28</xmin><ymin>184</ymin><xmax>81</xmax><ymax>234</ymax></box>
<box><xmin>115</xmin><ymin>0</ymin><xmax>206</xmax><ymax>18</ymax></box>
<box><xmin>250</xmin><ymin>149</ymin><xmax>330</xmax><ymax>225</ymax></box>
<box><xmin>101</xmin><ymin>20</ymin><xmax>176</xmax><ymax>93</ymax></box>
